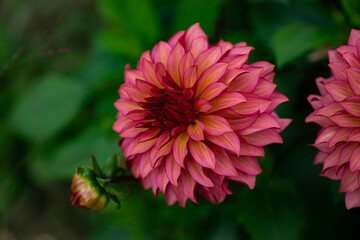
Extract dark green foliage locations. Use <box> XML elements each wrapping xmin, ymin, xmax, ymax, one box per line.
<box><xmin>1</xmin><ymin>0</ymin><xmax>360</xmax><ymax>239</ymax></box>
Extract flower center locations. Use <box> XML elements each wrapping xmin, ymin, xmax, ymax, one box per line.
<box><xmin>143</xmin><ymin>89</ymin><xmax>196</xmax><ymax>128</ymax></box>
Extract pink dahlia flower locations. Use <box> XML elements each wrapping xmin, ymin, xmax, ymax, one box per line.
<box><xmin>306</xmin><ymin>29</ymin><xmax>360</xmax><ymax>209</ymax></box>
<box><xmin>113</xmin><ymin>23</ymin><xmax>291</xmax><ymax>207</ymax></box>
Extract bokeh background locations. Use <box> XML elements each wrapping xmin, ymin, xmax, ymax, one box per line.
<box><xmin>1</xmin><ymin>0</ymin><xmax>360</xmax><ymax>239</ymax></box>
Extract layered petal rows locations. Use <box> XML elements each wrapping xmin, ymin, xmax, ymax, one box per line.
<box><xmin>306</xmin><ymin>29</ymin><xmax>360</xmax><ymax>209</ymax></box>
<box><xmin>113</xmin><ymin>23</ymin><xmax>291</xmax><ymax>206</ymax></box>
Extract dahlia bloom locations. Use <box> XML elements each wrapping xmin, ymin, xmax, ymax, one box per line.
<box><xmin>113</xmin><ymin>23</ymin><xmax>291</xmax><ymax>207</ymax></box>
<box><xmin>306</xmin><ymin>29</ymin><xmax>360</xmax><ymax>209</ymax></box>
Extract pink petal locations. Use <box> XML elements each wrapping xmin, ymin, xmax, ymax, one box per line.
<box><xmin>240</xmin><ymin>139</ymin><xmax>265</xmax><ymax>157</ymax></box>
<box><xmin>227</xmin><ymin>171</ymin><xmax>256</xmax><ymax>189</ymax></box>
<box><xmin>138</xmin><ymin>128</ymin><xmax>161</xmax><ymax>142</ymax></box>
<box><xmin>186</xmin><ymin>157</ymin><xmax>214</xmax><ymax>187</ymax></box>
<box><xmin>350</xmin><ymin>145</ymin><xmax>360</xmax><ymax>172</ymax></box>
<box><xmin>328</xmin><ymin>50</ymin><xmax>344</xmax><ymax>63</ymax></box>
<box><xmin>314</xmin><ymin>151</ymin><xmax>327</xmax><ymax>165</ymax></box>
<box><xmin>151</xmin><ymin>41</ymin><xmax>171</xmax><ymax>66</ymax></box>
<box><xmin>195</xmin><ymin>63</ymin><xmax>228</xmax><ymax>98</ymax></box>
<box><xmin>345</xmin><ymin>188</ymin><xmax>360</xmax><ymax>209</ymax></box>
<box><xmin>167</xmin><ymin>42</ymin><xmax>185</xmax><ymax>87</ymax></box>
<box><xmin>267</xmin><ymin>91</ymin><xmax>289</xmax><ymax>113</ymax></box>
<box><xmin>198</xmin><ymin>82</ymin><xmax>228</xmax><ymax>101</ymax></box>
<box><xmin>343</xmin><ymin>53</ymin><xmax>360</xmax><ymax>68</ymax></box>
<box><xmin>139</xmin><ymin>151</ymin><xmax>152</xmax><ymax>178</ymax></box>
<box><xmin>183</xmin><ymin>23</ymin><xmax>207</xmax><ymax>51</ymax></box>
<box><xmin>125</xmin><ymin>137</ymin><xmax>157</xmax><ymax>159</ymax></box>
<box><xmin>121</xmin><ymin>84</ymin><xmax>150</xmax><ymax>102</ymax></box>
<box><xmin>182</xmin><ymin>65</ymin><xmax>198</xmax><ymax>88</ymax></box>
<box><xmin>346</xmin><ymin>68</ymin><xmax>360</xmax><ymax>95</ymax></box>
<box><xmin>187</xmin><ymin>119</ymin><xmax>205</xmax><ymax>141</ymax></box>
<box><xmin>242</xmin><ymin>129</ymin><xmax>283</xmax><ymax>146</ymax></box>
<box><xmin>194</xmin><ymin>46</ymin><xmax>222</xmax><ymax>76</ymax></box>
<box><xmin>164</xmin><ymin>184</ymin><xmax>177</xmax><ymax>206</ymax></box>
<box><xmin>218</xmin><ymin>68</ymin><xmax>249</xmax><ymax>85</ymax></box>
<box><xmin>227</xmin><ymin>46</ymin><xmax>254</xmax><ymax>55</ymax></box>
<box><xmin>211</xmin><ymin>145</ymin><xmax>239</xmax><ymax>177</ymax></box>
<box><xmin>179</xmin><ymin>169</ymin><xmax>197</xmax><ymax>203</ymax></box>
<box><xmin>252</xmin><ymin>79</ymin><xmax>277</xmax><ymax>99</ymax></box>
<box><xmin>188</xmin><ymin>139</ymin><xmax>216</xmax><ymax>169</ymax></box>
<box><xmin>165</xmin><ymin>153</ymin><xmax>181</xmax><ymax>186</ymax></box>
<box><xmin>205</xmin><ymin>132</ymin><xmax>240</xmax><ymax>155</ymax></box>
<box><xmin>231</xmin><ymin>95</ymin><xmax>272</xmax><ymax>115</ymax></box>
<box><xmin>339</xmin><ymin>97</ymin><xmax>360</xmax><ymax>117</ymax></box>
<box><xmin>168</xmin><ymin>31</ymin><xmax>185</xmax><ymax>47</ymax></box>
<box><xmin>220</xmin><ymin>54</ymin><xmax>248</xmax><ymax>69</ymax></box>
<box><xmin>156</xmin><ymin>162</ymin><xmax>169</xmax><ymax>193</ymax></box>
<box><xmin>142</xmin><ymin>59</ymin><xmax>163</xmax><ymax>88</ymax></box>
<box><xmin>114</xmin><ymin>99</ymin><xmax>143</xmax><ymax>114</ymax></box>
<box><xmin>315</xmin><ymin>102</ymin><xmax>343</xmax><ymax>118</ymax></box>
<box><xmin>194</xmin><ymin>99</ymin><xmax>213</xmax><ymax>112</ymax></box>
<box><xmin>199</xmin><ymin>115</ymin><xmax>233</xmax><ymax>136</ymax></box>
<box><xmin>348</xmin><ymin>29</ymin><xmax>360</xmax><ymax>46</ymax></box>
<box><xmin>150</xmin><ymin>139</ymin><xmax>174</xmax><ymax>167</ymax></box>
<box><xmin>330</xmin><ymin>111</ymin><xmax>360</xmax><ymax>127</ymax></box>
<box><xmin>336</xmin><ymin>143</ymin><xmax>358</xmax><ymax>172</ymax></box>
<box><xmin>329</xmin><ymin>63</ymin><xmax>348</xmax><ymax>81</ymax></box>
<box><xmin>227</xmin><ymin>112</ymin><xmax>259</xmax><ymax>131</ymax></box>
<box><xmin>251</xmin><ymin>61</ymin><xmax>275</xmax><ymax>77</ymax></box>
<box><xmin>173</xmin><ymin>131</ymin><xmax>189</xmax><ymax>168</ymax></box>
<box><xmin>328</xmin><ymin>127</ymin><xmax>354</xmax><ymax>147</ymax></box>
<box><xmin>228</xmin><ymin>67</ymin><xmax>262</xmax><ymax>92</ymax></box>
<box><xmin>340</xmin><ymin>166</ymin><xmax>359</xmax><ymax>193</ymax></box>
<box><xmin>347</xmin><ymin>129</ymin><xmax>360</xmax><ymax>142</ymax></box>
<box><xmin>209</xmin><ymin>92</ymin><xmax>247</xmax><ymax>113</ymax></box>
<box><xmin>125</xmin><ymin>66</ymin><xmax>144</xmax><ymax>85</ymax></box>
<box><xmin>156</xmin><ymin>130</ymin><xmax>171</xmax><ymax>149</ymax></box>
<box><xmin>179</xmin><ymin>52</ymin><xmax>195</xmax><ymax>85</ymax></box>
<box><xmin>314</xmin><ymin>126</ymin><xmax>338</xmax><ymax>145</ymax></box>
<box><xmin>237</xmin><ymin>113</ymin><xmax>280</xmax><ymax>135</ymax></box>
<box><xmin>322</xmin><ymin>144</ymin><xmax>345</xmax><ymax>170</ymax></box>
<box><xmin>229</xmin><ymin>155</ymin><xmax>262</xmax><ymax>175</ymax></box>
<box><xmin>136</xmin><ymin>50</ymin><xmax>152</xmax><ymax>71</ymax></box>
<box><xmin>189</xmin><ymin>36</ymin><xmax>209</xmax><ymax>59</ymax></box>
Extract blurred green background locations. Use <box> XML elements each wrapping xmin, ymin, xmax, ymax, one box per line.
<box><xmin>1</xmin><ymin>0</ymin><xmax>360</xmax><ymax>239</ymax></box>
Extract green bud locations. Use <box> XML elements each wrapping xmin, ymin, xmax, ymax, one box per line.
<box><xmin>70</xmin><ymin>167</ymin><xmax>108</xmax><ymax>211</ymax></box>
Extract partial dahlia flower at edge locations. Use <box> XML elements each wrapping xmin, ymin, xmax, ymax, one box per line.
<box><xmin>306</xmin><ymin>29</ymin><xmax>360</xmax><ymax>209</ymax></box>
<box><xmin>114</xmin><ymin>23</ymin><xmax>291</xmax><ymax>207</ymax></box>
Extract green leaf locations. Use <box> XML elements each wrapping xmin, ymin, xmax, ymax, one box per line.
<box><xmin>91</xmin><ymin>155</ymin><xmax>104</xmax><ymax>177</ymax></box>
<box><xmin>9</xmin><ymin>74</ymin><xmax>86</xmax><ymax>140</ymax></box>
<box><xmin>108</xmin><ymin>193</ymin><xmax>121</xmax><ymax>209</ymax></box>
<box><xmin>96</xmin><ymin>177</ymin><xmax>106</xmax><ymax>188</ymax></box>
<box><xmin>105</xmin><ymin>182</ymin><xmax>132</xmax><ymax>199</ymax></box>
<box><xmin>103</xmin><ymin>153</ymin><xmax>126</xmax><ymax>178</ymax></box>
<box><xmin>98</xmin><ymin>0</ymin><xmax>161</xmax><ymax>43</ymax></box>
<box><xmin>29</xmin><ymin>127</ymin><xmax>120</xmax><ymax>183</ymax></box>
<box><xmin>342</xmin><ymin>0</ymin><xmax>360</xmax><ymax>27</ymax></box>
<box><xmin>173</xmin><ymin>0</ymin><xmax>224</xmax><ymax>37</ymax></box>
<box><xmin>272</xmin><ymin>23</ymin><xmax>328</xmax><ymax>68</ymax></box>
<box><xmin>237</xmin><ymin>178</ymin><xmax>304</xmax><ymax>240</ymax></box>
<box><xmin>77</xmin><ymin>167</ymin><xmax>95</xmax><ymax>178</ymax></box>
<box><xmin>96</xmin><ymin>30</ymin><xmax>144</xmax><ymax>59</ymax></box>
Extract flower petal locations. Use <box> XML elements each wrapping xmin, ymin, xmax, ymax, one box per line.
<box><xmin>346</xmin><ymin>67</ymin><xmax>360</xmax><ymax>95</ymax></box>
<box><xmin>194</xmin><ymin>46</ymin><xmax>222</xmax><ymax>76</ymax></box>
<box><xmin>188</xmin><ymin>140</ymin><xmax>216</xmax><ymax>169</ymax></box>
<box><xmin>187</xmin><ymin>119</ymin><xmax>205</xmax><ymax>141</ymax></box>
<box><xmin>166</xmin><ymin>153</ymin><xmax>181</xmax><ymax>186</ymax></box>
<box><xmin>209</xmin><ymin>92</ymin><xmax>247</xmax><ymax>113</ymax></box>
<box><xmin>325</xmin><ymin>80</ymin><xmax>354</xmax><ymax>102</ymax></box>
<box><xmin>173</xmin><ymin>131</ymin><xmax>189</xmax><ymax>168</ymax></box>
<box><xmin>205</xmin><ymin>132</ymin><xmax>240</xmax><ymax>155</ymax></box>
<box><xmin>195</xmin><ymin>63</ymin><xmax>228</xmax><ymax>98</ymax></box>
<box><xmin>198</xmin><ymin>82</ymin><xmax>228</xmax><ymax>101</ymax></box>
<box><xmin>186</xmin><ymin>157</ymin><xmax>214</xmax><ymax>187</ymax></box>
<box><xmin>199</xmin><ymin>115</ymin><xmax>233</xmax><ymax>136</ymax></box>
<box><xmin>167</xmin><ymin>42</ymin><xmax>185</xmax><ymax>86</ymax></box>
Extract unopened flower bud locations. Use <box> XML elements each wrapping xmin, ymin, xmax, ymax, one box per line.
<box><xmin>70</xmin><ymin>167</ymin><xmax>108</xmax><ymax>211</ymax></box>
